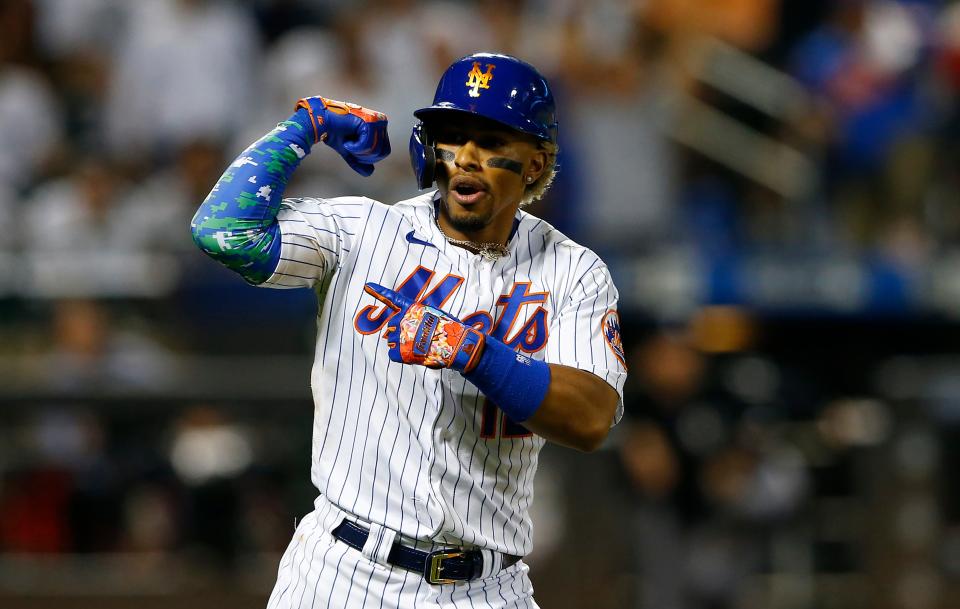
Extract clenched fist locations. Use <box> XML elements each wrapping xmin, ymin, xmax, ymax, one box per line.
<box><xmin>295</xmin><ymin>96</ymin><xmax>391</xmax><ymax>176</ymax></box>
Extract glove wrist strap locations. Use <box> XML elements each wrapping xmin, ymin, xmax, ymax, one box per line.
<box><xmin>463</xmin><ymin>337</ymin><xmax>550</xmax><ymax>423</ymax></box>
<box><xmin>451</xmin><ymin>328</ymin><xmax>485</xmax><ymax>373</ymax></box>
<box><xmin>295</xmin><ymin>99</ymin><xmax>327</xmax><ymax>144</ymax></box>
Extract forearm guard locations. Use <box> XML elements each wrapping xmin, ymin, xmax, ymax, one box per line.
<box><xmin>190</xmin><ymin>110</ymin><xmax>315</xmax><ymax>284</ymax></box>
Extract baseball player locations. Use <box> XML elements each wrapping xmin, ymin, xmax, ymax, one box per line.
<box><xmin>191</xmin><ymin>52</ymin><xmax>627</xmax><ymax>608</ymax></box>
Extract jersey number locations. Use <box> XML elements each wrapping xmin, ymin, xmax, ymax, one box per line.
<box><xmin>479</xmin><ymin>398</ymin><xmax>532</xmax><ymax>439</ymax></box>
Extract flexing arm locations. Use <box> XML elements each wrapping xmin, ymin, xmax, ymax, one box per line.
<box><xmin>190</xmin><ymin>111</ymin><xmax>314</xmax><ymax>283</ymax></box>
<box><xmin>191</xmin><ymin>97</ymin><xmax>390</xmax><ymax>284</ymax></box>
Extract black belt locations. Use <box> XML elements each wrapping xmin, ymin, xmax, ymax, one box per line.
<box><xmin>331</xmin><ymin>519</ymin><xmax>520</xmax><ymax>584</ymax></box>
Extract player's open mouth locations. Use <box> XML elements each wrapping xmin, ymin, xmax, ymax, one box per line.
<box><xmin>450</xmin><ymin>177</ymin><xmax>488</xmax><ymax>205</ymax></box>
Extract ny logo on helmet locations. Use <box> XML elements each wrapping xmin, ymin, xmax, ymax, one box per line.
<box><xmin>465</xmin><ymin>62</ymin><xmax>495</xmax><ymax>98</ymax></box>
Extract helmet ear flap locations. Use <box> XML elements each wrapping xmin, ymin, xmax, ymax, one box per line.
<box><xmin>409</xmin><ymin>122</ymin><xmax>436</xmax><ymax>190</ymax></box>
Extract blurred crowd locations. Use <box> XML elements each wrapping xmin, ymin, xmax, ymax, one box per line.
<box><xmin>2</xmin><ymin>0</ymin><xmax>960</xmax><ymax>608</ymax></box>
<box><xmin>1</xmin><ymin>0</ymin><xmax>959</xmax><ymax>293</ymax></box>
<box><xmin>0</xmin><ymin>403</ymin><xmax>297</xmax><ymax>560</ymax></box>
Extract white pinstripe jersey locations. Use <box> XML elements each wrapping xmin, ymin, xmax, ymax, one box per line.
<box><xmin>262</xmin><ymin>191</ymin><xmax>627</xmax><ymax>557</ymax></box>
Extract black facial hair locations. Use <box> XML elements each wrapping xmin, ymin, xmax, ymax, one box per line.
<box><xmin>441</xmin><ymin>198</ymin><xmax>488</xmax><ymax>232</ymax></box>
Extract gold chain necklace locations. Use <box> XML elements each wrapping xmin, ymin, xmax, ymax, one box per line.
<box><xmin>434</xmin><ymin>218</ymin><xmax>509</xmax><ymax>261</ymax></box>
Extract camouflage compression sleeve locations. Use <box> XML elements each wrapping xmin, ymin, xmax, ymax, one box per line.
<box><xmin>190</xmin><ymin>110</ymin><xmax>315</xmax><ymax>284</ymax></box>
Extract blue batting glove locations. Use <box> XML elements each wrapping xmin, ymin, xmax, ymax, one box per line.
<box><xmin>295</xmin><ymin>96</ymin><xmax>391</xmax><ymax>176</ymax></box>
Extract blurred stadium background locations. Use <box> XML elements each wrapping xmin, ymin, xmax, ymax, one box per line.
<box><xmin>1</xmin><ymin>0</ymin><xmax>959</xmax><ymax>608</ymax></box>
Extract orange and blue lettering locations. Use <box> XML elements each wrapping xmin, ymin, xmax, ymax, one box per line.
<box><xmin>355</xmin><ymin>266</ymin><xmax>463</xmax><ymax>334</ymax></box>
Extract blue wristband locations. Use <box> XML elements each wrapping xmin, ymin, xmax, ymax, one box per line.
<box><xmin>463</xmin><ymin>337</ymin><xmax>550</xmax><ymax>423</ymax></box>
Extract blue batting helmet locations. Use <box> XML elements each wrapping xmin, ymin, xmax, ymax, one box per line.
<box><xmin>409</xmin><ymin>52</ymin><xmax>558</xmax><ymax>189</ymax></box>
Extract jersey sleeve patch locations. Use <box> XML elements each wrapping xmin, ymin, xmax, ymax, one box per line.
<box><xmin>601</xmin><ymin>310</ymin><xmax>626</xmax><ymax>369</ymax></box>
